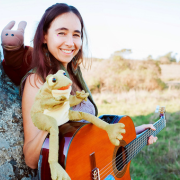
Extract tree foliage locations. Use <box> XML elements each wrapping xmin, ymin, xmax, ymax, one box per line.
<box><xmin>159</xmin><ymin>52</ymin><xmax>177</xmax><ymax>64</ymax></box>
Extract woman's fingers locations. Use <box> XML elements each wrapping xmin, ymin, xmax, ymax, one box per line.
<box><xmin>143</xmin><ymin>124</ymin><xmax>156</xmax><ymax>131</ymax></box>
<box><xmin>148</xmin><ymin>135</ymin><xmax>158</xmax><ymax>145</ymax></box>
<box><xmin>144</xmin><ymin>125</ymin><xmax>157</xmax><ymax>145</ymax></box>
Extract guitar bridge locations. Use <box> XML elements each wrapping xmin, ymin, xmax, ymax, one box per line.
<box><xmin>92</xmin><ymin>167</ymin><xmax>100</xmax><ymax>180</ymax></box>
<box><xmin>90</xmin><ymin>152</ymin><xmax>100</xmax><ymax>180</ymax></box>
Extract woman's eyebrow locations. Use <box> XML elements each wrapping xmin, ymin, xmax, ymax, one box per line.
<box><xmin>74</xmin><ymin>30</ymin><xmax>81</xmax><ymax>34</ymax></box>
<box><xmin>55</xmin><ymin>27</ymin><xmax>68</xmax><ymax>31</ymax></box>
<box><xmin>55</xmin><ymin>27</ymin><xmax>81</xmax><ymax>34</ymax></box>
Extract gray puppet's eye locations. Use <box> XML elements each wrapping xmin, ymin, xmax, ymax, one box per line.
<box><xmin>52</xmin><ymin>78</ymin><xmax>56</xmax><ymax>82</ymax></box>
<box><xmin>63</xmin><ymin>72</ymin><xmax>66</xmax><ymax>76</ymax></box>
<box><xmin>11</xmin><ymin>34</ymin><xmax>14</xmax><ymax>36</ymax></box>
<box><xmin>5</xmin><ymin>33</ymin><xmax>8</xmax><ymax>36</ymax></box>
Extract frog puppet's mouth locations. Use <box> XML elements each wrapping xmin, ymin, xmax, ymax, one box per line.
<box><xmin>52</xmin><ymin>83</ymin><xmax>72</xmax><ymax>98</ymax></box>
<box><xmin>58</xmin><ymin>83</ymin><xmax>72</xmax><ymax>90</ymax></box>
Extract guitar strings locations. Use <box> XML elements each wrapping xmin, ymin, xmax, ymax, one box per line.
<box><xmin>100</xmin><ymin>120</ymin><xmax>164</xmax><ymax>180</ymax></box>
<box><xmin>113</xmin><ymin>121</ymin><xmax>164</xmax><ymax>179</ymax></box>
<box><xmin>100</xmin><ymin>138</ymin><xmax>144</xmax><ymax>180</ymax></box>
<box><xmin>99</xmin><ymin>120</ymin><xmax>164</xmax><ymax>179</ymax></box>
<box><xmin>101</xmin><ymin>123</ymin><xmax>163</xmax><ymax>179</ymax></box>
<box><xmin>99</xmin><ymin>118</ymin><xmax>163</xmax><ymax>175</ymax></box>
<box><xmin>103</xmin><ymin>117</ymin><xmax>164</xmax><ymax>176</ymax></box>
<box><xmin>101</xmin><ymin>120</ymin><xmax>164</xmax><ymax>180</ymax></box>
<box><xmin>99</xmin><ymin>119</ymin><xmax>162</xmax><ymax>176</ymax></box>
<box><xmin>111</xmin><ymin>138</ymin><xmax>149</xmax><ymax>180</ymax></box>
<box><xmin>101</xmin><ymin>121</ymin><xmax>160</xmax><ymax>175</ymax></box>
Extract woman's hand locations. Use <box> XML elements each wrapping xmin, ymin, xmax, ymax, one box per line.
<box><xmin>135</xmin><ymin>124</ymin><xmax>158</xmax><ymax>145</ymax></box>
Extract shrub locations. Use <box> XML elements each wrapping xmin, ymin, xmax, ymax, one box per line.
<box><xmin>83</xmin><ymin>58</ymin><xmax>166</xmax><ymax>93</ymax></box>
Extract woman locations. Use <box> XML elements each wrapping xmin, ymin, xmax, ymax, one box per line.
<box><xmin>22</xmin><ymin>2</ymin><xmax>157</xmax><ymax>174</ymax></box>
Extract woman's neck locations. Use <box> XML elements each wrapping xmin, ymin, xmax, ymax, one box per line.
<box><xmin>60</xmin><ymin>62</ymin><xmax>67</xmax><ymax>70</ymax></box>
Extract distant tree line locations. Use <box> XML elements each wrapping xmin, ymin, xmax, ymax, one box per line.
<box><xmin>111</xmin><ymin>49</ymin><xmax>179</xmax><ymax>63</ymax></box>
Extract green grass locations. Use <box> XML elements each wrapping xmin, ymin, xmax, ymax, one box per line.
<box><xmin>130</xmin><ymin>112</ymin><xmax>180</xmax><ymax>180</ymax></box>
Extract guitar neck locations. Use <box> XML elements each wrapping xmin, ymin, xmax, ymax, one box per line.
<box><xmin>125</xmin><ymin>117</ymin><xmax>166</xmax><ymax>163</ymax></box>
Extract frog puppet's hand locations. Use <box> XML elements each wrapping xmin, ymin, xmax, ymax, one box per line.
<box><xmin>105</xmin><ymin>123</ymin><xmax>126</xmax><ymax>146</ymax></box>
<box><xmin>76</xmin><ymin>90</ymin><xmax>89</xmax><ymax>101</ymax></box>
<box><xmin>69</xmin><ymin>90</ymin><xmax>89</xmax><ymax>107</ymax></box>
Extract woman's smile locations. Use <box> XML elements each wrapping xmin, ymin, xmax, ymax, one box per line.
<box><xmin>60</xmin><ymin>48</ymin><xmax>74</xmax><ymax>54</ymax></box>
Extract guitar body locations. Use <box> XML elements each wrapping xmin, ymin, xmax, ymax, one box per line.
<box><xmin>39</xmin><ymin>115</ymin><xmax>136</xmax><ymax>180</ymax></box>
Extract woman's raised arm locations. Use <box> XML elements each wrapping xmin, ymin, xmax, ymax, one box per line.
<box><xmin>22</xmin><ymin>74</ymin><xmax>48</xmax><ymax>169</ymax></box>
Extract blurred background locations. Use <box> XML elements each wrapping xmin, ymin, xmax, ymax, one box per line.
<box><xmin>0</xmin><ymin>0</ymin><xmax>180</xmax><ymax>179</ymax></box>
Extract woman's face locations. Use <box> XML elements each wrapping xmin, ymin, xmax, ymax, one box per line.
<box><xmin>44</xmin><ymin>12</ymin><xmax>82</xmax><ymax>69</ymax></box>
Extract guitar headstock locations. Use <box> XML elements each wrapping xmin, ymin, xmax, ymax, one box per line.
<box><xmin>159</xmin><ymin>106</ymin><xmax>165</xmax><ymax>113</ymax></box>
<box><xmin>155</xmin><ymin>106</ymin><xmax>166</xmax><ymax>119</ymax></box>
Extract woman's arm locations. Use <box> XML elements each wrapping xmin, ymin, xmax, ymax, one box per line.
<box><xmin>135</xmin><ymin>124</ymin><xmax>158</xmax><ymax>145</ymax></box>
<box><xmin>22</xmin><ymin>74</ymin><xmax>48</xmax><ymax>169</ymax></box>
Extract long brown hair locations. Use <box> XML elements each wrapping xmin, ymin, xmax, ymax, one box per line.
<box><xmin>31</xmin><ymin>3</ymin><xmax>87</xmax><ymax>82</ymax></box>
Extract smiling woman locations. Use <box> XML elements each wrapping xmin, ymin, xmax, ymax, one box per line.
<box><xmin>22</xmin><ymin>1</ymin><xmax>85</xmax><ymax>168</ymax></box>
<box><xmin>22</xmin><ymin>3</ymin><xmax>96</xmax><ymax>178</ymax></box>
<box><xmin>21</xmin><ymin>3</ymin><xmax>157</xmax><ymax>180</ymax></box>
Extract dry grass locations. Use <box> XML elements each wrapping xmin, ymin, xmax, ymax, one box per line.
<box><xmin>92</xmin><ymin>89</ymin><xmax>180</xmax><ymax>117</ymax></box>
<box><xmin>160</xmin><ymin>64</ymin><xmax>180</xmax><ymax>82</ymax></box>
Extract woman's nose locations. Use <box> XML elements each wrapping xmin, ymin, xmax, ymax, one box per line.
<box><xmin>65</xmin><ymin>35</ymin><xmax>74</xmax><ymax>47</ymax></box>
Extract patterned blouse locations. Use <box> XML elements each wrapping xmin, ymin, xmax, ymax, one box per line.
<box><xmin>72</xmin><ymin>98</ymin><xmax>96</xmax><ymax>123</ymax></box>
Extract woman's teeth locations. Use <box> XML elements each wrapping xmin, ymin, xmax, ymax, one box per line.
<box><xmin>61</xmin><ymin>49</ymin><xmax>73</xmax><ymax>53</ymax></box>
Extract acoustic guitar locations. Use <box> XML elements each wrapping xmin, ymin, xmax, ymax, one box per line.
<box><xmin>38</xmin><ymin>114</ymin><xmax>166</xmax><ymax>180</ymax></box>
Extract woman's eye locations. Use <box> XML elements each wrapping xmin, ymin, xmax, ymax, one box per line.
<box><xmin>74</xmin><ymin>34</ymin><xmax>80</xmax><ymax>37</ymax></box>
<box><xmin>58</xmin><ymin>32</ymin><xmax>65</xmax><ymax>35</ymax></box>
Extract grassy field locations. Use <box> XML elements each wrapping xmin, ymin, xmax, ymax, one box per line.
<box><xmin>92</xmin><ymin>89</ymin><xmax>180</xmax><ymax>180</ymax></box>
<box><xmin>130</xmin><ymin>111</ymin><xmax>180</xmax><ymax>180</ymax></box>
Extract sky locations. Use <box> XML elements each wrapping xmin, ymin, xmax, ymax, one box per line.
<box><xmin>0</xmin><ymin>0</ymin><xmax>180</xmax><ymax>60</ymax></box>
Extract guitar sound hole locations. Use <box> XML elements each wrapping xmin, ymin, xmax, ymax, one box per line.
<box><xmin>115</xmin><ymin>146</ymin><xmax>127</xmax><ymax>171</ymax></box>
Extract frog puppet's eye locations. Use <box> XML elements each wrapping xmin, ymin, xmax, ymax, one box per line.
<box><xmin>48</xmin><ymin>76</ymin><xmax>57</xmax><ymax>86</ymax></box>
<box><xmin>52</xmin><ymin>78</ymin><xmax>56</xmax><ymax>82</ymax></box>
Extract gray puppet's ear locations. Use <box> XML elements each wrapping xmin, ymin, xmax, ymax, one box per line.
<box><xmin>3</xmin><ymin>21</ymin><xmax>15</xmax><ymax>31</ymax></box>
<box><xmin>17</xmin><ymin>21</ymin><xmax>27</xmax><ymax>33</ymax></box>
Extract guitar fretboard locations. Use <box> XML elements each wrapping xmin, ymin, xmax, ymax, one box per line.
<box><xmin>125</xmin><ymin>117</ymin><xmax>166</xmax><ymax>163</ymax></box>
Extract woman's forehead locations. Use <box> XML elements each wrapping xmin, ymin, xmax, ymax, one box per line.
<box><xmin>49</xmin><ymin>12</ymin><xmax>81</xmax><ymax>31</ymax></box>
